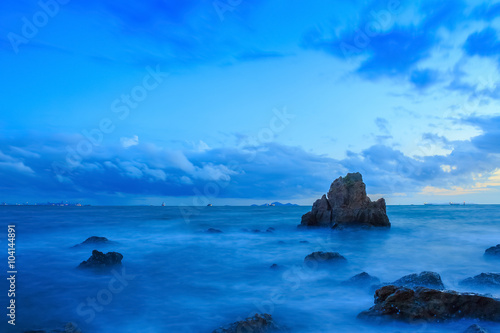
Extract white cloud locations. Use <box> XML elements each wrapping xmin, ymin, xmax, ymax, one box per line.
<box><xmin>121</xmin><ymin>135</ymin><xmax>139</xmax><ymax>148</ymax></box>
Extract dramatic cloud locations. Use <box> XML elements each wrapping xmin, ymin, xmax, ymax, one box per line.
<box><xmin>302</xmin><ymin>1</ymin><xmax>465</xmax><ymax>82</ymax></box>
<box><xmin>1</xmin><ymin>112</ymin><xmax>499</xmax><ymax>204</ymax></box>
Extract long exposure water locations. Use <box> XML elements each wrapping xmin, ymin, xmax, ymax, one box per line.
<box><xmin>1</xmin><ymin>205</ymin><xmax>499</xmax><ymax>332</ymax></box>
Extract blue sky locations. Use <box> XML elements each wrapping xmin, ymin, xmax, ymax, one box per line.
<box><xmin>1</xmin><ymin>0</ymin><xmax>500</xmax><ymax>205</ymax></box>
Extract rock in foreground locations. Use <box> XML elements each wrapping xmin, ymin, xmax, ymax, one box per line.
<box><xmin>485</xmin><ymin>244</ymin><xmax>500</xmax><ymax>257</ymax></box>
<box><xmin>358</xmin><ymin>285</ymin><xmax>500</xmax><ymax>322</ymax></box>
<box><xmin>212</xmin><ymin>313</ymin><xmax>280</xmax><ymax>333</ymax></box>
<box><xmin>304</xmin><ymin>251</ymin><xmax>347</xmax><ymax>263</ymax></box>
<box><xmin>300</xmin><ymin>172</ymin><xmax>390</xmax><ymax>228</ymax></box>
<box><xmin>391</xmin><ymin>271</ymin><xmax>445</xmax><ymax>290</ymax></box>
<box><xmin>460</xmin><ymin>273</ymin><xmax>500</xmax><ymax>288</ymax></box>
<box><xmin>78</xmin><ymin>250</ymin><xmax>123</xmax><ymax>269</ymax></box>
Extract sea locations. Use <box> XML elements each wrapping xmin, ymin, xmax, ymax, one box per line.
<box><xmin>1</xmin><ymin>205</ymin><xmax>500</xmax><ymax>333</ymax></box>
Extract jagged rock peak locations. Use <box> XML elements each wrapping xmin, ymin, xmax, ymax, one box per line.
<box><xmin>300</xmin><ymin>172</ymin><xmax>390</xmax><ymax>228</ymax></box>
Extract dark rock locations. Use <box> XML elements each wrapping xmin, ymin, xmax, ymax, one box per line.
<box><xmin>82</xmin><ymin>236</ymin><xmax>108</xmax><ymax>244</ymax></box>
<box><xmin>485</xmin><ymin>244</ymin><xmax>500</xmax><ymax>257</ymax></box>
<box><xmin>212</xmin><ymin>313</ymin><xmax>280</xmax><ymax>333</ymax></box>
<box><xmin>304</xmin><ymin>251</ymin><xmax>346</xmax><ymax>263</ymax></box>
<box><xmin>206</xmin><ymin>228</ymin><xmax>223</xmax><ymax>233</ymax></box>
<box><xmin>300</xmin><ymin>172</ymin><xmax>390</xmax><ymax>228</ymax></box>
<box><xmin>299</xmin><ymin>240</ymin><xmax>309</xmax><ymax>244</ymax></box>
<box><xmin>464</xmin><ymin>324</ymin><xmax>489</xmax><ymax>333</ymax></box>
<box><xmin>391</xmin><ymin>271</ymin><xmax>445</xmax><ymax>290</ymax></box>
<box><xmin>78</xmin><ymin>250</ymin><xmax>123</xmax><ymax>269</ymax></box>
<box><xmin>73</xmin><ymin>236</ymin><xmax>109</xmax><ymax>247</ymax></box>
<box><xmin>358</xmin><ymin>285</ymin><xmax>500</xmax><ymax>322</ymax></box>
<box><xmin>342</xmin><ymin>272</ymin><xmax>380</xmax><ymax>287</ymax></box>
<box><xmin>270</xmin><ymin>264</ymin><xmax>279</xmax><ymax>270</ymax></box>
<box><xmin>266</xmin><ymin>227</ymin><xmax>275</xmax><ymax>233</ymax></box>
<box><xmin>24</xmin><ymin>323</ymin><xmax>81</xmax><ymax>333</ymax></box>
<box><xmin>460</xmin><ymin>273</ymin><xmax>500</xmax><ymax>288</ymax></box>
<box><xmin>252</xmin><ymin>229</ymin><xmax>261</xmax><ymax>233</ymax></box>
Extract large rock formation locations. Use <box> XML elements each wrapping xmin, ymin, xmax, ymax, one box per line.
<box><xmin>300</xmin><ymin>172</ymin><xmax>390</xmax><ymax>228</ymax></box>
<box><xmin>358</xmin><ymin>285</ymin><xmax>500</xmax><ymax>322</ymax></box>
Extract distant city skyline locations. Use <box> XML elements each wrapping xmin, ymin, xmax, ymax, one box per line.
<box><xmin>1</xmin><ymin>1</ymin><xmax>500</xmax><ymax>205</ymax></box>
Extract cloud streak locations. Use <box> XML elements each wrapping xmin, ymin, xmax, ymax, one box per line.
<box><xmin>1</xmin><ymin>112</ymin><xmax>499</xmax><ymax>204</ymax></box>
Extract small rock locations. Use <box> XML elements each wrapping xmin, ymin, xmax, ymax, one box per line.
<box><xmin>212</xmin><ymin>313</ymin><xmax>280</xmax><ymax>333</ymax></box>
<box><xmin>206</xmin><ymin>228</ymin><xmax>223</xmax><ymax>233</ymax></box>
<box><xmin>485</xmin><ymin>244</ymin><xmax>500</xmax><ymax>257</ymax></box>
<box><xmin>460</xmin><ymin>273</ymin><xmax>500</xmax><ymax>288</ymax></box>
<box><xmin>391</xmin><ymin>271</ymin><xmax>445</xmax><ymax>290</ymax></box>
<box><xmin>82</xmin><ymin>236</ymin><xmax>108</xmax><ymax>244</ymax></box>
<box><xmin>304</xmin><ymin>251</ymin><xmax>346</xmax><ymax>263</ymax></box>
<box><xmin>342</xmin><ymin>272</ymin><xmax>380</xmax><ymax>287</ymax></box>
<box><xmin>73</xmin><ymin>236</ymin><xmax>109</xmax><ymax>247</ymax></box>
<box><xmin>252</xmin><ymin>229</ymin><xmax>261</xmax><ymax>233</ymax></box>
<box><xmin>270</xmin><ymin>264</ymin><xmax>279</xmax><ymax>270</ymax></box>
<box><xmin>266</xmin><ymin>227</ymin><xmax>275</xmax><ymax>233</ymax></box>
<box><xmin>25</xmin><ymin>322</ymin><xmax>81</xmax><ymax>333</ymax></box>
<box><xmin>78</xmin><ymin>250</ymin><xmax>123</xmax><ymax>269</ymax></box>
<box><xmin>464</xmin><ymin>324</ymin><xmax>489</xmax><ymax>333</ymax></box>
<box><xmin>299</xmin><ymin>240</ymin><xmax>309</xmax><ymax>244</ymax></box>
<box><xmin>358</xmin><ymin>285</ymin><xmax>500</xmax><ymax>322</ymax></box>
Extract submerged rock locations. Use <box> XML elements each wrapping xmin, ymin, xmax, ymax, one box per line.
<box><xmin>73</xmin><ymin>236</ymin><xmax>109</xmax><ymax>247</ymax></box>
<box><xmin>270</xmin><ymin>264</ymin><xmax>279</xmax><ymax>270</ymax></box>
<box><xmin>304</xmin><ymin>251</ymin><xmax>346</xmax><ymax>263</ymax></box>
<box><xmin>300</xmin><ymin>172</ymin><xmax>390</xmax><ymax>228</ymax></box>
<box><xmin>78</xmin><ymin>250</ymin><xmax>123</xmax><ymax>269</ymax></box>
<box><xmin>212</xmin><ymin>313</ymin><xmax>280</xmax><ymax>333</ymax></box>
<box><xmin>24</xmin><ymin>322</ymin><xmax>81</xmax><ymax>333</ymax></box>
<box><xmin>464</xmin><ymin>324</ymin><xmax>489</xmax><ymax>333</ymax></box>
<box><xmin>341</xmin><ymin>272</ymin><xmax>380</xmax><ymax>287</ymax></box>
<box><xmin>206</xmin><ymin>228</ymin><xmax>223</xmax><ymax>233</ymax></box>
<box><xmin>460</xmin><ymin>273</ymin><xmax>500</xmax><ymax>288</ymax></box>
<box><xmin>358</xmin><ymin>285</ymin><xmax>500</xmax><ymax>322</ymax></box>
<box><xmin>391</xmin><ymin>271</ymin><xmax>445</xmax><ymax>290</ymax></box>
<box><xmin>266</xmin><ymin>227</ymin><xmax>275</xmax><ymax>233</ymax></box>
<box><xmin>484</xmin><ymin>244</ymin><xmax>500</xmax><ymax>257</ymax></box>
